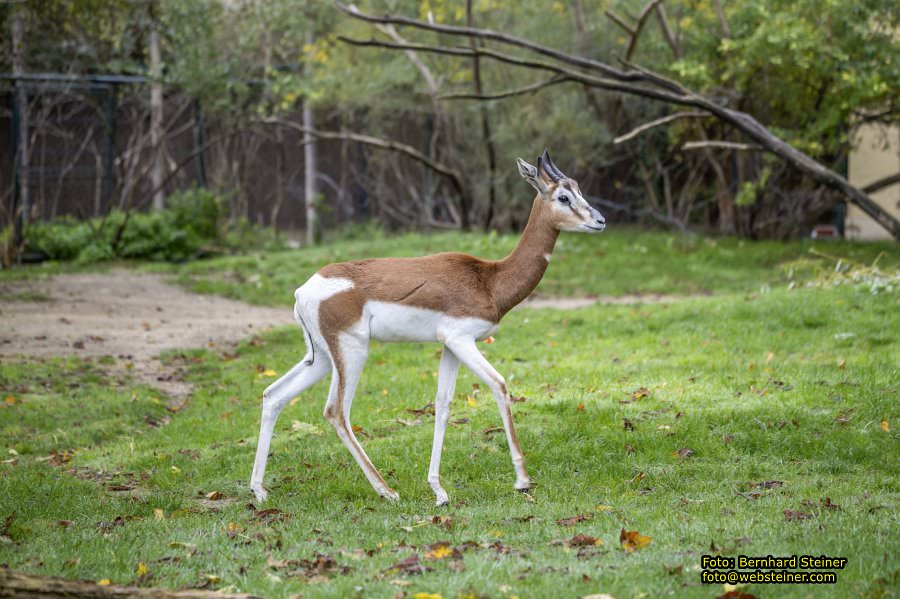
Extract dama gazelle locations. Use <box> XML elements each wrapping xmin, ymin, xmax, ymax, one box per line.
<box><xmin>250</xmin><ymin>150</ymin><xmax>605</xmax><ymax>505</ymax></box>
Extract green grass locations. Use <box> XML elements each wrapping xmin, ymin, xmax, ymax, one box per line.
<box><xmin>166</xmin><ymin>228</ymin><xmax>899</xmax><ymax>306</ymax></box>
<box><xmin>1</xmin><ymin>231</ymin><xmax>898</xmax><ymax>597</ymax></box>
<box><xmin>1</xmin><ymin>277</ymin><xmax>897</xmax><ymax>597</ymax></box>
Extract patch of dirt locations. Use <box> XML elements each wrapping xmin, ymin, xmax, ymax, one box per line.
<box><xmin>519</xmin><ymin>293</ymin><xmax>707</xmax><ymax>310</ymax></box>
<box><xmin>0</xmin><ymin>270</ymin><xmax>292</xmax><ymax>397</ymax></box>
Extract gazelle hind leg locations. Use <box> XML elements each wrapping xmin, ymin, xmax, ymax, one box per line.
<box><xmin>444</xmin><ymin>337</ymin><xmax>531</xmax><ymax>491</ymax></box>
<box><xmin>250</xmin><ymin>354</ymin><xmax>330</xmax><ymax>502</ymax></box>
<box><xmin>428</xmin><ymin>346</ymin><xmax>460</xmax><ymax>506</ymax></box>
<box><xmin>323</xmin><ymin>335</ymin><xmax>399</xmax><ymax>500</ymax></box>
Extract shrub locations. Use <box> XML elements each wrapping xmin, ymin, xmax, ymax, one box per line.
<box><xmin>24</xmin><ymin>188</ymin><xmax>281</xmax><ymax>264</ymax></box>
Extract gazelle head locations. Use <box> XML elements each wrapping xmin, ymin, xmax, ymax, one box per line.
<box><xmin>517</xmin><ymin>149</ymin><xmax>606</xmax><ymax>233</ymax></box>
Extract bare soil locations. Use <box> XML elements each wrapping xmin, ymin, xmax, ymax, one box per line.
<box><xmin>0</xmin><ymin>270</ymin><xmax>696</xmax><ymax>397</ymax></box>
<box><xmin>0</xmin><ymin>270</ymin><xmax>291</xmax><ymax>397</ymax></box>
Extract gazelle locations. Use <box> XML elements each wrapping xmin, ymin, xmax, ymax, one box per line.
<box><xmin>250</xmin><ymin>150</ymin><xmax>605</xmax><ymax>505</ymax></box>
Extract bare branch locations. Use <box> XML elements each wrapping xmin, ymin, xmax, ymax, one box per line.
<box><xmin>712</xmin><ymin>0</ymin><xmax>732</xmax><ymax>38</ymax></box>
<box><xmin>606</xmin><ymin>0</ymin><xmax>663</xmax><ymax>62</ymax></box>
<box><xmin>260</xmin><ymin>117</ymin><xmax>468</xmax><ymax>201</ymax></box>
<box><xmin>336</xmin><ymin>1</ymin><xmax>635</xmax><ymax>81</ymax></box>
<box><xmin>439</xmin><ymin>75</ymin><xmax>571</xmax><ymax>101</ymax></box>
<box><xmin>654</xmin><ymin>3</ymin><xmax>681</xmax><ymax>58</ymax></box>
<box><xmin>614</xmin><ymin>111</ymin><xmax>709</xmax><ymax>144</ymax></box>
<box><xmin>682</xmin><ymin>140</ymin><xmax>763</xmax><ymax>151</ymax></box>
<box><xmin>861</xmin><ymin>172</ymin><xmax>900</xmax><ymax>195</ymax></box>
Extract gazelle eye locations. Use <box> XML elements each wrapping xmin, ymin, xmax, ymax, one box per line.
<box><xmin>558</xmin><ymin>195</ymin><xmax>570</xmax><ymax>205</ymax></box>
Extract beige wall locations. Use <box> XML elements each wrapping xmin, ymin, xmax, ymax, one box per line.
<box><xmin>846</xmin><ymin>124</ymin><xmax>900</xmax><ymax>240</ymax></box>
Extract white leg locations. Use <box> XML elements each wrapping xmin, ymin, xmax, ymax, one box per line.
<box><xmin>250</xmin><ymin>354</ymin><xmax>330</xmax><ymax>502</ymax></box>
<box><xmin>444</xmin><ymin>337</ymin><xmax>531</xmax><ymax>491</ymax></box>
<box><xmin>324</xmin><ymin>336</ymin><xmax>399</xmax><ymax>501</ymax></box>
<box><xmin>428</xmin><ymin>346</ymin><xmax>460</xmax><ymax>506</ymax></box>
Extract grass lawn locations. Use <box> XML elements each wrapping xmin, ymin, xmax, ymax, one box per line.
<box><xmin>1</xmin><ymin>231</ymin><xmax>898</xmax><ymax>598</ymax></box>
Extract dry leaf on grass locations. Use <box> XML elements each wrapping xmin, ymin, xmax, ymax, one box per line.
<box><xmin>619</xmin><ymin>529</ymin><xmax>651</xmax><ymax>552</ymax></box>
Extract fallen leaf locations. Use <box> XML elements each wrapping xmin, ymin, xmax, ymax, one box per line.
<box><xmin>620</xmin><ymin>529</ymin><xmax>651</xmax><ymax>552</ymax></box>
<box><xmin>766</xmin><ymin>351</ymin><xmax>775</xmax><ymax>363</ymax></box>
<box><xmin>838</xmin><ymin>359</ymin><xmax>846</xmax><ymax>369</ymax></box>
<box><xmin>631</xmin><ymin>387</ymin><xmax>650</xmax><ymax>401</ymax></box>
<box><xmin>136</xmin><ymin>561</ymin><xmax>149</xmax><ymax>576</ymax></box>
<box><xmin>628</xmin><ymin>472</ymin><xmax>645</xmax><ymax>484</ymax></box>
<box><xmin>382</xmin><ymin>554</ymin><xmax>431</xmax><ymax>575</ymax></box>
<box><xmin>556</xmin><ymin>514</ymin><xmax>591</xmax><ymax>527</ymax></box>
<box><xmin>254</xmin><ymin>508</ymin><xmax>289</xmax><ymax>523</ymax></box>
<box><xmin>4</xmin><ymin>396</ymin><xmax>16</xmax><ymax>406</ymax></box>
<box><xmin>97</xmin><ymin>579</ymin><xmax>111</xmax><ymax>586</ymax></box>
<box><xmin>624</xmin><ymin>443</ymin><xmax>635</xmax><ymax>454</ymax></box>
<box><xmin>466</xmin><ymin>396</ymin><xmax>477</xmax><ymax>408</ymax></box>
<box><xmin>568</xmin><ymin>534</ymin><xmax>603</xmax><ymax>547</ymax></box>
<box><xmin>483</xmin><ymin>336</ymin><xmax>495</xmax><ymax>344</ymax></box>
<box><xmin>783</xmin><ymin>510</ymin><xmax>813</xmax><ymax>522</ymax></box>
<box><xmin>716</xmin><ymin>591</ymin><xmax>758</xmax><ymax>599</ymax></box>
<box><xmin>595</xmin><ymin>505</ymin><xmax>614</xmax><ymax>512</ymax></box>
<box><xmin>424</xmin><ymin>542</ymin><xmax>461</xmax><ymax>560</ymax></box>
<box><xmin>225</xmin><ymin>522</ymin><xmax>243</xmax><ymax>537</ymax></box>
<box><xmin>582</xmin><ymin>595</ymin><xmax>617</xmax><ymax>599</ymax></box>
<box><xmin>576</xmin><ymin>403</ymin><xmax>585</xmax><ymax>411</ymax></box>
<box><xmin>881</xmin><ymin>420</ymin><xmax>890</xmax><ymax>432</ymax></box>
<box><xmin>389</xmin><ymin>579</ymin><xmax>412</xmax><ymax>587</ymax></box>
<box><xmin>674</xmin><ymin>447</ymin><xmax>695</xmax><ymax>460</ymax></box>
<box><xmin>623</xmin><ymin>418</ymin><xmax>635</xmax><ymax>431</ymax></box>
<box><xmin>153</xmin><ymin>509</ymin><xmax>165</xmax><ymax>521</ymax></box>
<box><xmin>413</xmin><ymin>593</ymin><xmax>443</xmax><ymax>599</ymax></box>
<box><xmin>205</xmin><ymin>491</ymin><xmax>223</xmax><ymax>501</ymax></box>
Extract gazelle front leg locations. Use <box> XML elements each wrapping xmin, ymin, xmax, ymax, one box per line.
<box><xmin>428</xmin><ymin>346</ymin><xmax>461</xmax><ymax>506</ymax></box>
<box><xmin>444</xmin><ymin>337</ymin><xmax>531</xmax><ymax>492</ymax></box>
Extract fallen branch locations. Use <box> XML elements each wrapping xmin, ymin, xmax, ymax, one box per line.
<box><xmin>862</xmin><ymin>172</ymin><xmax>900</xmax><ymax>195</ymax></box>
<box><xmin>0</xmin><ymin>568</ymin><xmax>259</xmax><ymax>599</ymax></box>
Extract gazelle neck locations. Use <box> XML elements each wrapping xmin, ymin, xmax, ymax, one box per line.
<box><xmin>493</xmin><ymin>195</ymin><xmax>559</xmax><ymax>316</ymax></box>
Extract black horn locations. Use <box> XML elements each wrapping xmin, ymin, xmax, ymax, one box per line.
<box><xmin>540</xmin><ymin>148</ymin><xmax>566</xmax><ymax>181</ymax></box>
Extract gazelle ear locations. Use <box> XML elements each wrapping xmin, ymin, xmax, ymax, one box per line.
<box><xmin>517</xmin><ymin>158</ymin><xmax>550</xmax><ymax>195</ymax></box>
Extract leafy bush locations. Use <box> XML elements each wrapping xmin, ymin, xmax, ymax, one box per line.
<box><xmin>24</xmin><ymin>188</ymin><xmax>281</xmax><ymax>264</ymax></box>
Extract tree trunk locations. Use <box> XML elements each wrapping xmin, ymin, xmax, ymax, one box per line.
<box><xmin>149</xmin><ymin>10</ymin><xmax>165</xmax><ymax>212</ymax></box>
<box><xmin>11</xmin><ymin>7</ymin><xmax>29</xmax><ymax>261</ymax></box>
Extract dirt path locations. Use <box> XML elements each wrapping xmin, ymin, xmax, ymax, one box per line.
<box><xmin>0</xmin><ymin>270</ymin><xmax>292</xmax><ymax>397</ymax></box>
<box><xmin>1</xmin><ymin>270</ymin><xmax>698</xmax><ymax>396</ymax></box>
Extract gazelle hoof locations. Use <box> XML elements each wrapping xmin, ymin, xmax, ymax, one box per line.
<box><xmin>434</xmin><ymin>489</ymin><xmax>450</xmax><ymax>506</ymax></box>
<box><xmin>514</xmin><ymin>479</ymin><xmax>532</xmax><ymax>491</ymax></box>
<box><xmin>251</xmin><ymin>485</ymin><xmax>269</xmax><ymax>502</ymax></box>
<box><xmin>380</xmin><ymin>488</ymin><xmax>400</xmax><ymax>502</ymax></box>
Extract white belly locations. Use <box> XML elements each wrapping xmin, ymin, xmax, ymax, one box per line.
<box><xmin>365</xmin><ymin>301</ymin><xmax>497</xmax><ymax>343</ymax></box>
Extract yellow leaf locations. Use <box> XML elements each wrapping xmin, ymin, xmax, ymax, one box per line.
<box><xmin>466</xmin><ymin>395</ymin><xmax>477</xmax><ymax>408</ymax></box>
<box><xmin>576</xmin><ymin>403</ymin><xmax>585</xmax><ymax>411</ymax></box>
<box><xmin>97</xmin><ymin>579</ymin><xmax>111</xmax><ymax>586</ymax></box>
<box><xmin>595</xmin><ymin>504</ymin><xmax>614</xmax><ymax>512</ymax></box>
<box><xmin>153</xmin><ymin>508</ymin><xmax>165</xmax><ymax>520</ymax></box>
<box><xmin>381</xmin><ymin>388</ymin><xmax>389</xmax><ymax>396</ymax></box>
<box><xmin>483</xmin><ymin>336</ymin><xmax>495</xmax><ymax>344</ymax></box>
<box><xmin>838</xmin><ymin>359</ymin><xmax>846</xmax><ymax>369</ymax></box>
<box><xmin>4</xmin><ymin>395</ymin><xmax>16</xmax><ymax>406</ymax></box>
<box><xmin>424</xmin><ymin>544</ymin><xmax>453</xmax><ymax>560</ymax></box>
<box><xmin>170</xmin><ymin>465</ymin><xmax>180</xmax><ymax>474</ymax></box>
<box><xmin>490</xmin><ymin>529</ymin><xmax>504</xmax><ymax>538</ymax></box>
<box><xmin>136</xmin><ymin>561</ymin><xmax>149</xmax><ymax>576</ymax></box>
<box><xmin>766</xmin><ymin>351</ymin><xmax>775</xmax><ymax>363</ymax></box>
<box><xmin>263</xmin><ymin>369</ymin><xmax>277</xmax><ymax>377</ymax></box>
<box><xmin>881</xmin><ymin>420</ymin><xmax>891</xmax><ymax>432</ymax></box>
<box><xmin>620</xmin><ymin>528</ymin><xmax>652</xmax><ymax>552</ymax></box>
<box><xmin>413</xmin><ymin>593</ymin><xmax>443</xmax><ymax>599</ymax></box>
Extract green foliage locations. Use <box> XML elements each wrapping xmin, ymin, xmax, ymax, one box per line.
<box><xmin>24</xmin><ymin>188</ymin><xmax>281</xmax><ymax>264</ymax></box>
